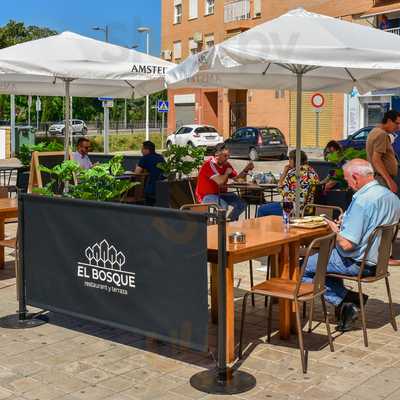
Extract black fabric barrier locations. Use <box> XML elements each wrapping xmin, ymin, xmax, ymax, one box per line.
<box><xmin>21</xmin><ymin>195</ymin><xmax>208</xmax><ymax>351</ymax></box>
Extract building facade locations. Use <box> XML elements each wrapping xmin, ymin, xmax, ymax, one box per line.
<box><xmin>161</xmin><ymin>0</ymin><xmax>400</xmax><ymax>147</ymax></box>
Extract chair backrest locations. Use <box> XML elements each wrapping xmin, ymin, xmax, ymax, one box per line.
<box><xmin>0</xmin><ymin>186</ymin><xmax>9</xmax><ymax>199</ymax></box>
<box><xmin>0</xmin><ymin>168</ymin><xmax>17</xmax><ymax>188</ymax></box>
<box><xmin>297</xmin><ymin>232</ymin><xmax>336</xmax><ymax>298</ymax></box>
<box><xmin>180</xmin><ymin>203</ymin><xmax>220</xmax><ymax>225</ymax></box>
<box><xmin>360</xmin><ymin>222</ymin><xmax>398</xmax><ymax>278</ymax></box>
<box><xmin>302</xmin><ymin>203</ymin><xmax>344</xmax><ymax>221</ymax></box>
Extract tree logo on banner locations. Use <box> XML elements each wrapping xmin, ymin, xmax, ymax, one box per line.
<box><xmin>77</xmin><ymin>239</ymin><xmax>135</xmax><ymax>295</ymax></box>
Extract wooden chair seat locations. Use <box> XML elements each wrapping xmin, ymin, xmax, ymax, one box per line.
<box><xmin>5</xmin><ymin>217</ymin><xmax>17</xmax><ymax>224</ymax></box>
<box><xmin>252</xmin><ymin>278</ymin><xmax>315</xmax><ymax>300</ymax></box>
<box><xmin>0</xmin><ymin>238</ymin><xmax>17</xmax><ymax>249</ymax></box>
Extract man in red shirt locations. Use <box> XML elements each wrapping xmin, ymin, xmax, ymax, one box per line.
<box><xmin>196</xmin><ymin>143</ymin><xmax>254</xmax><ymax>221</ymax></box>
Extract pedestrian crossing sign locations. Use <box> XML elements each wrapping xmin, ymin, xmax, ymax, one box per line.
<box><xmin>157</xmin><ymin>100</ymin><xmax>169</xmax><ymax>113</ymax></box>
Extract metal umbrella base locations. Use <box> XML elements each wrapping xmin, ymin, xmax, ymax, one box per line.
<box><xmin>0</xmin><ymin>312</ymin><xmax>48</xmax><ymax>329</ymax></box>
<box><xmin>190</xmin><ymin>367</ymin><xmax>256</xmax><ymax>395</ymax></box>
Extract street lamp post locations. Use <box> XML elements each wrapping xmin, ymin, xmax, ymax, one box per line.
<box><xmin>137</xmin><ymin>27</ymin><xmax>151</xmax><ymax>141</ymax></box>
<box><xmin>92</xmin><ymin>25</ymin><xmax>109</xmax><ymax>42</ymax></box>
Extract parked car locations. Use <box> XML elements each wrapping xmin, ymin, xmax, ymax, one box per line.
<box><xmin>165</xmin><ymin>125</ymin><xmax>224</xmax><ymax>149</ymax></box>
<box><xmin>48</xmin><ymin>119</ymin><xmax>88</xmax><ymax>135</ymax></box>
<box><xmin>338</xmin><ymin>126</ymin><xmax>400</xmax><ymax>158</ymax></box>
<box><xmin>225</xmin><ymin>126</ymin><xmax>288</xmax><ymax>161</ymax></box>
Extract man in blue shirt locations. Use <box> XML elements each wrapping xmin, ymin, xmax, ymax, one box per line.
<box><xmin>134</xmin><ymin>141</ymin><xmax>165</xmax><ymax>206</ymax></box>
<box><xmin>303</xmin><ymin>159</ymin><xmax>400</xmax><ymax>331</ymax></box>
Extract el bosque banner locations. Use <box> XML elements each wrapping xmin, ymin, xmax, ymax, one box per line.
<box><xmin>21</xmin><ymin>195</ymin><xmax>208</xmax><ymax>352</ymax></box>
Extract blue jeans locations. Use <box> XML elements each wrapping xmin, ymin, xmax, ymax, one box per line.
<box><xmin>202</xmin><ymin>193</ymin><xmax>246</xmax><ymax>221</ymax></box>
<box><xmin>257</xmin><ymin>202</ymin><xmax>283</xmax><ymax>217</ymax></box>
<box><xmin>302</xmin><ymin>248</ymin><xmax>361</xmax><ymax>306</ymax></box>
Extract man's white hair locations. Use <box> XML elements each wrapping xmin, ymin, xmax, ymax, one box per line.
<box><xmin>343</xmin><ymin>159</ymin><xmax>374</xmax><ymax>176</ymax></box>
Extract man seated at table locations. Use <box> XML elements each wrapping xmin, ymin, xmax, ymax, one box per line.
<box><xmin>72</xmin><ymin>138</ymin><xmax>93</xmax><ymax>169</ymax></box>
<box><xmin>134</xmin><ymin>141</ymin><xmax>165</xmax><ymax>206</ymax></box>
<box><xmin>196</xmin><ymin>143</ymin><xmax>254</xmax><ymax>221</ymax></box>
<box><xmin>303</xmin><ymin>159</ymin><xmax>400</xmax><ymax>331</ymax></box>
<box><xmin>257</xmin><ymin>150</ymin><xmax>320</xmax><ymax>217</ymax></box>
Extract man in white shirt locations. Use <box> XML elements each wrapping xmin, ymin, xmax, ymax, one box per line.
<box><xmin>72</xmin><ymin>138</ymin><xmax>93</xmax><ymax>169</ymax></box>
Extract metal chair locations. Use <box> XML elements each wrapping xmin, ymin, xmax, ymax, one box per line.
<box><xmin>327</xmin><ymin>222</ymin><xmax>398</xmax><ymax>347</ymax></box>
<box><xmin>180</xmin><ymin>203</ymin><xmax>220</xmax><ymax>225</ymax></box>
<box><xmin>302</xmin><ymin>203</ymin><xmax>344</xmax><ymax>220</ymax></box>
<box><xmin>239</xmin><ymin>231</ymin><xmax>336</xmax><ymax>373</ymax></box>
<box><xmin>0</xmin><ymin>167</ymin><xmax>18</xmax><ymax>197</ymax></box>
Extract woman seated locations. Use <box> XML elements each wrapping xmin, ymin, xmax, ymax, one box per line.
<box><xmin>323</xmin><ymin>140</ymin><xmax>345</xmax><ymax>191</ymax></box>
<box><xmin>323</xmin><ymin>140</ymin><xmax>342</xmax><ymax>161</ymax></box>
<box><xmin>257</xmin><ymin>150</ymin><xmax>319</xmax><ymax>217</ymax></box>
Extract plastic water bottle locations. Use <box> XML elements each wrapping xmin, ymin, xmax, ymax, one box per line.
<box><xmin>283</xmin><ymin>210</ymin><xmax>290</xmax><ymax>232</ymax></box>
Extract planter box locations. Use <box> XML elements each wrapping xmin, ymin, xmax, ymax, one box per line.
<box><xmin>16</xmin><ymin>166</ymin><xmax>30</xmax><ymax>193</ymax></box>
<box><xmin>309</xmin><ymin>160</ymin><xmax>336</xmax><ymax>180</ymax></box>
<box><xmin>155</xmin><ymin>177</ymin><xmax>197</xmax><ymax>209</ymax></box>
<box><xmin>314</xmin><ymin>187</ymin><xmax>353</xmax><ymax>211</ymax></box>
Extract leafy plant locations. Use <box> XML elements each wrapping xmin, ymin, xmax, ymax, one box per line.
<box><xmin>34</xmin><ymin>155</ymin><xmax>136</xmax><ymax>202</ymax></box>
<box><xmin>326</xmin><ymin>147</ymin><xmax>367</xmax><ymax>188</ymax></box>
<box><xmin>17</xmin><ymin>141</ymin><xmax>64</xmax><ymax>167</ymax></box>
<box><xmin>157</xmin><ymin>145</ymin><xmax>205</xmax><ymax>180</ymax></box>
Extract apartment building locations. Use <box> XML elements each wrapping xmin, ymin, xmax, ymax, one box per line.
<box><xmin>161</xmin><ymin>0</ymin><xmax>400</xmax><ymax>147</ymax></box>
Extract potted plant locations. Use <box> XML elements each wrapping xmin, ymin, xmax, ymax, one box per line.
<box><xmin>314</xmin><ymin>147</ymin><xmax>367</xmax><ymax>210</ymax></box>
<box><xmin>16</xmin><ymin>141</ymin><xmax>64</xmax><ymax>193</ymax></box>
<box><xmin>155</xmin><ymin>145</ymin><xmax>206</xmax><ymax>208</ymax></box>
<box><xmin>35</xmin><ymin>155</ymin><xmax>137</xmax><ymax>202</ymax></box>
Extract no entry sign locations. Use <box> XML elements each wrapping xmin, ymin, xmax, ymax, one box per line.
<box><xmin>311</xmin><ymin>93</ymin><xmax>325</xmax><ymax>109</ymax></box>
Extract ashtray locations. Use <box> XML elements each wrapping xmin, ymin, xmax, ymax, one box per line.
<box><xmin>229</xmin><ymin>232</ymin><xmax>246</xmax><ymax>244</ymax></box>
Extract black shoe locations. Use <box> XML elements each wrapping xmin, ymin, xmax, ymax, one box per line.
<box><xmin>344</xmin><ymin>290</ymin><xmax>368</xmax><ymax>308</ymax></box>
<box><xmin>336</xmin><ymin>302</ymin><xmax>359</xmax><ymax>332</ymax></box>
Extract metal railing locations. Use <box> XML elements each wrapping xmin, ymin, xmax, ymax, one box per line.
<box><xmin>224</xmin><ymin>0</ymin><xmax>250</xmax><ymax>23</ymax></box>
<box><xmin>385</xmin><ymin>27</ymin><xmax>400</xmax><ymax>36</ymax></box>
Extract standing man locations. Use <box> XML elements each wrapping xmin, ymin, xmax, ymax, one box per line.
<box><xmin>135</xmin><ymin>141</ymin><xmax>165</xmax><ymax>206</ymax></box>
<box><xmin>72</xmin><ymin>137</ymin><xmax>93</xmax><ymax>169</ymax></box>
<box><xmin>366</xmin><ymin>110</ymin><xmax>400</xmax><ymax>193</ymax></box>
<box><xmin>196</xmin><ymin>143</ymin><xmax>254</xmax><ymax>221</ymax></box>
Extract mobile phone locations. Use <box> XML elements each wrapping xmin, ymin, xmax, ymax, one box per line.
<box><xmin>320</xmin><ymin>214</ymin><xmax>333</xmax><ymax>222</ymax></box>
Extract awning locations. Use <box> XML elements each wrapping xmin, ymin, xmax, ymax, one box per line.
<box><xmin>361</xmin><ymin>3</ymin><xmax>400</xmax><ymax>18</ymax></box>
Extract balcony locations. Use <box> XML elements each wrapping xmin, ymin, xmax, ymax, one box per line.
<box><xmin>224</xmin><ymin>0</ymin><xmax>250</xmax><ymax>24</ymax></box>
<box><xmin>386</xmin><ymin>27</ymin><xmax>400</xmax><ymax>35</ymax></box>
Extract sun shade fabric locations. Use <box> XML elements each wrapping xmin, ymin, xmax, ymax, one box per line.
<box><xmin>147</xmin><ymin>8</ymin><xmax>400</xmax><ymax>95</ymax></box>
<box><xmin>0</xmin><ymin>31</ymin><xmax>174</xmax><ymax>98</ymax></box>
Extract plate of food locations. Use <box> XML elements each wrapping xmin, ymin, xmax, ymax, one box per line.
<box><xmin>290</xmin><ymin>216</ymin><xmax>327</xmax><ymax>229</ymax></box>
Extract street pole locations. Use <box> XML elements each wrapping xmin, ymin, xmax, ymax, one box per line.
<box><xmin>315</xmin><ymin>109</ymin><xmax>320</xmax><ymax>148</ymax></box>
<box><xmin>105</xmin><ymin>25</ymin><xmax>109</xmax><ymax>42</ymax></box>
<box><xmin>28</xmin><ymin>95</ymin><xmax>32</xmax><ymax>127</ymax></box>
<box><xmin>145</xmin><ymin>31</ymin><xmax>150</xmax><ymax>140</ymax></box>
<box><xmin>104</xmin><ymin>104</ymin><xmax>110</xmax><ymax>153</ymax></box>
<box><xmin>161</xmin><ymin>111</ymin><xmax>164</xmax><ymax>150</ymax></box>
<box><xmin>124</xmin><ymin>99</ymin><xmax>127</xmax><ymax>129</ymax></box>
<box><xmin>10</xmin><ymin>95</ymin><xmax>15</xmax><ymax>157</ymax></box>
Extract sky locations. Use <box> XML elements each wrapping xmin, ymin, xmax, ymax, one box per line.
<box><xmin>0</xmin><ymin>0</ymin><xmax>161</xmax><ymax>55</ymax></box>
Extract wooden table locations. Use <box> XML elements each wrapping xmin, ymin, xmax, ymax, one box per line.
<box><xmin>207</xmin><ymin>216</ymin><xmax>329</xmax><ymax>362</ymax></box>
<box><xmin>0</xmin><ymin>198</ymin><xmax>18</xmax><ymax>269</ymax></box>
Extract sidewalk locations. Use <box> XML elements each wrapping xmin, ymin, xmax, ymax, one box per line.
<box><xmin>0</xmin><ymin>221</ymin><xmax>400</xmax><ymax>400</ymax></box>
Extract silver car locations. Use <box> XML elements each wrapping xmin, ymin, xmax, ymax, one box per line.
<box><xmin>49</xmin><ymin>119</ymin><xmax>88</xmax><ymax>136</ymax></box>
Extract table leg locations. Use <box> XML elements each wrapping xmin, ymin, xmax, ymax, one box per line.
<box><xmin>226</xmin><ymin>256</ymin><xmax>235</xmax><ymax>363</ymax></box>
<box><xmin>289</xmin><ymin>242</ymin><xmax>300</xmax><ymax>334</ymax></box>
<box><xmin>210</xmin><ymin>263</ymin><xmax>218</xmax><ymax>324</ymax></box>
<box><xmin>0</xmin><ymin>218</ymin><xmax>4</xmax><ymax>269</ymax></box>
<box><xmin>279</xmin><ymin>244</ymin><xmax>291</xmax><ymax>339</ymax></box>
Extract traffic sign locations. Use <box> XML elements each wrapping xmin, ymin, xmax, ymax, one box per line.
<box><xmin>98</xmin><ymin>97</ymin><xmax>113</xmax><ymax>101</ymax></box>
<box><xmin>35</xmin><ymin>97</ymin><xmax>41</xmax><ymax>112</ymax></box>
<box><xmin>311</xmin><ymin>93</ymin><xmax>325</xmax><ymax>109</ymax></box>
<box><xmin>157</xmin><ymin>100</ymin><xmax>169</xmax><ymax>113</ymax></box>
<box><xmin>102</xmin><ymin>100</ymin><xmax>114</xmax><ymax>108</ymax></box>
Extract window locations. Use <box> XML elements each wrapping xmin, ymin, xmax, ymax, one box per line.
<box><xmin>174</xmin><ymin>0</ymin><xmax>182</xmax><ymax>24</ymax></box>
<box><xmin>205</xmin><ymin>34</ymin><xmax>214</xmax><ymax>49</ymax></box>
<box><xmin>205</xmin><ymin>0</ymin><xmax>215</xmax><ymax>16</ymax></box>
<box><xmin>275</xmin><ymin>89</ymin><xmax>285</xmax><ymax>99</ymax></box>
<box><xmin>195</xmin><ymin>126</ymin><xmax>217</xmax><ymax>133</ymax></box>
<box><xmin>173</xmin><ymin>41</ymin><xmax>182</xmax><ymax>60</ymax></box>
<box><xmin>189</xmin><ymin>0</ymin><xmax>198</xmax><ymax>19</ymax></box>
<box><xmin>254</xmin><ymin>0</ymin><xmax>261</xmax><ymax>17</ymax></box>
<box><xmin>232</xmin><ymin>128</ymin><xmax>245</xmax><ymax>140</ymax></box>
<box><xmin>189</xmin><ymin>39</ymin><xmax>198</xmax><ymax>55</ymax></box>
<box><xmin>352</xmin><ymin>128</ymin><xmax>371</xmax><ymax>141</ymax></box>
